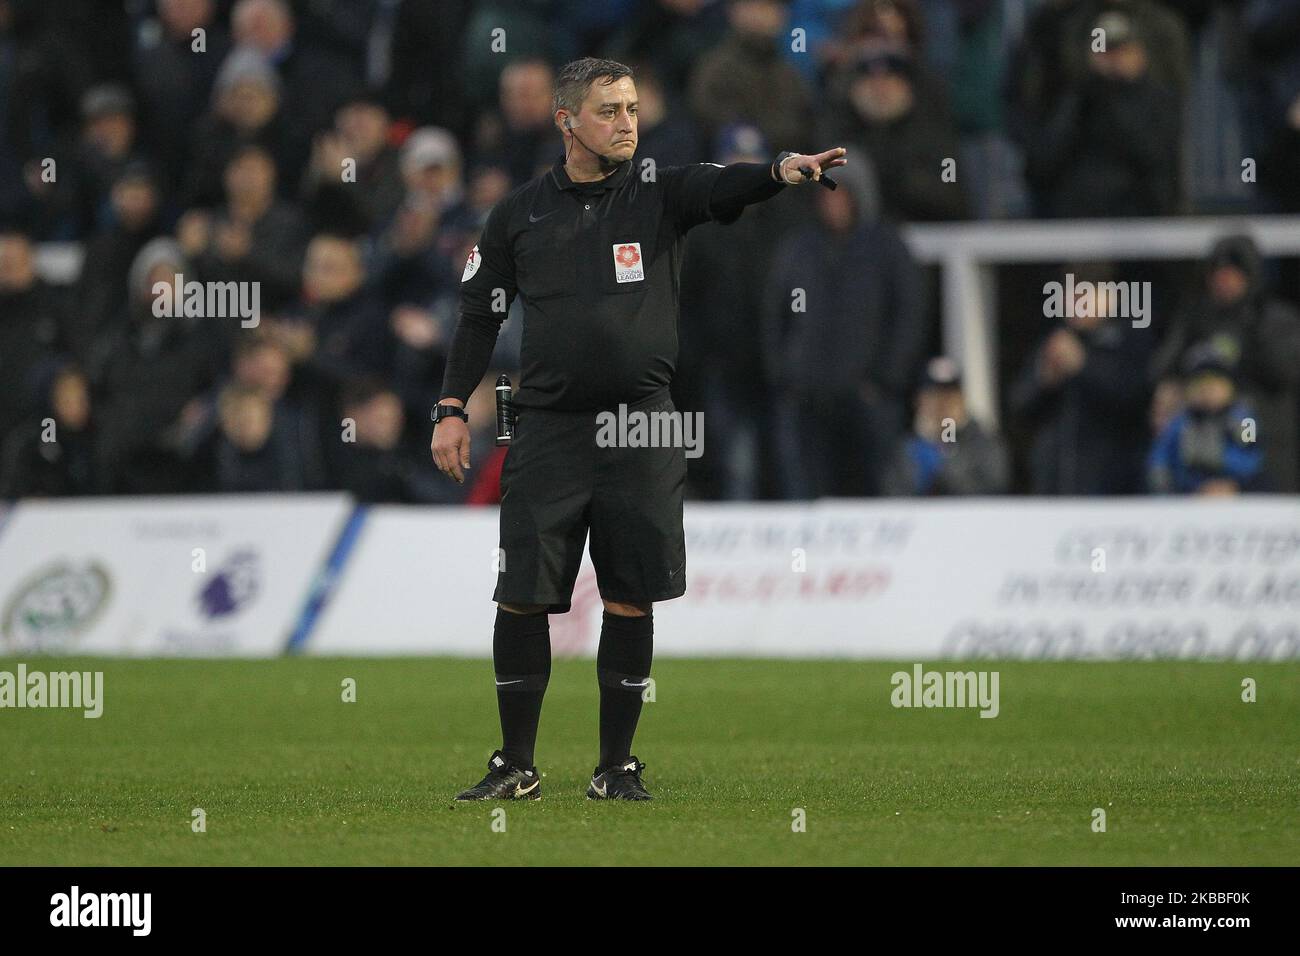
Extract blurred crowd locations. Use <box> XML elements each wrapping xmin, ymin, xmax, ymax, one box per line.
<box><xmin>2</xmin><ymin>0</ymin><xmax>1299</xmax><ymax>502</ymax></box>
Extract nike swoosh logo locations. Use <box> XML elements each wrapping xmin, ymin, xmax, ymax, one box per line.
<box><xmin>621</xmin><ymin>679</ymin><xmax>649</xmax><ymax>688</ymax></box>
<box><xmin>590</xmin><ymin>778</ymin><xmax>607</xmax><ymax>797</ymax></box>
<box><xmin>515</xmin><ymin>778</ymin><xmax>539</xmax><ymax>797</ymax></box>
<box><xmin>529</xmin><ymin>210</ymin><xmax>557</xmax><ymax>223</ymax></box>
<box><xmin>495</xmin><ymin>679</ymin><xmax>524</xmax><ymax>686</ymax></box>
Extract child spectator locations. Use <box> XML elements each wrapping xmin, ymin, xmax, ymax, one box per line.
<box><xmin>1148</xmin><ymin>343</ymin><xmax>1263</xmax><ymax>495</ymax></box>
<box><xmin>881</xmin><ymin>358</ymin><xmax>1010</xmax><ymax>496</ymax></box>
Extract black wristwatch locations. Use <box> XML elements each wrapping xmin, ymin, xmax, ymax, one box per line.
<box><xmin>431</xmin><ymin>403</ymin><xmax>469</xmax><ymax>426</ymax></box>
<box><xmin>771</xmin><ymin>150</ymin><xmax>797</xmax><ymax>183</ymax></box>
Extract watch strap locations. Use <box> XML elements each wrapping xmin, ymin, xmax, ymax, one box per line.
<box><xmin>432</xmin><ymin>403</ymin><xmax>469</xmax><ymax>424</ymax></box>
<box><xmin>772</xmin><ymin>151</ymin><xmax>797</xmax><ymax>184</ymax></box>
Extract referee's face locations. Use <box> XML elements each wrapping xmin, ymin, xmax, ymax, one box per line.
<box><xmin>570</xmin><ymin>76</ymin><xmax>639</xmax><ymax>163</ymax></box>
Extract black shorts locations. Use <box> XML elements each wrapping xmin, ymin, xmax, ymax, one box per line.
<box><xmin>493</xmin><ymin>387</ymin><xmax>687</xmax><ymax>613</ymax></box>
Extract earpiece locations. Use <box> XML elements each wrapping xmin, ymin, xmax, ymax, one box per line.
<box><xmin>562</xmin><ymin>114</ymin><xmax>618</xmax><ymax>171</ymax></box>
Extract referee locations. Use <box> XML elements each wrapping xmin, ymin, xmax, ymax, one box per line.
<box><xmin>433</xmin><ymin>57</ymin><xmax>846</xmax><ymax>801</ymax></box>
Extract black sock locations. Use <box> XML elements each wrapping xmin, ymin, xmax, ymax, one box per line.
<box><xmin>493</xmin><ymin>607</ymin><xmax>550</xmax><ymax>768</ymax></box>
<box><xmin>596</xmin><ymin>608</ymin><xmax>653</xmax><ymax>771</ymax></box>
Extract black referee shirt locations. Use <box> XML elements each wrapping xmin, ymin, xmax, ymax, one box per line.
<box><xmin>441</xmin><ymin>155</ymin><xmax>786</xmax><ymax>412</ymax></box>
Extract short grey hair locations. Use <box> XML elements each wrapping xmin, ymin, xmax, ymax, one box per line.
<box><xmin>553</xmin><ymin>57</ymin><xmax>634</xmax><ymax>118</ymax></box>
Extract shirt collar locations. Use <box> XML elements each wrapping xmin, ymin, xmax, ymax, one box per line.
<box><xmin>549</xmin><ymin>155</ymin><xmax>632</xmax><ymax>193</ymax></box>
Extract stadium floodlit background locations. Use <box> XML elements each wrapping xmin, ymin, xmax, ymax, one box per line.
<box><xmin>0</xmin><ymin>0</ymin><xmax>1298</xmax><ymax>868</ymax></box>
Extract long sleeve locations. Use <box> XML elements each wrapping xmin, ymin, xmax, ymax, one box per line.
<box><xmin>439</xmin><ymin>202</ymin><xmax>516</xmax><ymax>403</ymax></box>
<box><xmin>707</xmin><ymin>161</ymin><xmax>786</xmax><ymax>224</ymax></box>
<box><xmin>662</xmin><ymin>161</ymin><xmax>786</xmax><ymax>233</ymax></box>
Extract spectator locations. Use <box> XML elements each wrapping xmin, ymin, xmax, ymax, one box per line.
<box><xmin>397</xmin><ymin>127</ymin><xmax>471</xmax><ymax>229</ymax></box>
<box><xmin>1148</xmin><ymin>343</ymin><xmax>1263</xmax><ymax>495</ymax></box>
<box><xmin>180</xmin><ymin>143</ymin><xmax>309</xmax><ymax>315</ymax></box>
<box><xmin>1059</xmin><ymin>0</ymin><xmax>1191</xmax><ymax>96</ymax></box>
<box><xmin>881</xmin><ymin>357</ymin><xmax>1010</xmax><ymax>496</ymax></box>
<box><xmin>133</xmin><ymin>0</ymin><xmax>231</xmax><ymax>193</ymax></box>
<box><xmin>65</xmin><ymin>85</ymin><xmax>147</xmax><ymax>238</ymax></box>
<box><xmin>327</xmin><ymin>379</ymin><xmax>440</xmax><ymax>503</ymax></box>
<box><xmin>233</xmin><ymin>335</ymin><xmax>325</xmax><ymax>486</ymax></box>
<box><xmin>679</xmin><ymin>123</ymin><xmax>806</xmax><ymax>499</ymax></box>
<box><xmin>94</xmin><ymin>239</ymin><xmax>221</xmax><ymax>493</ymax></box>
<box><xmin>786</xmin><ymin>0</ymin><xmax>907</xmax><ymax>88</ymax></box>
<box><xmin>196</xmin><ymin>382</ymin><xmax>304</xmax><ymax>492</ymax></box>
<box><xmin>1010</xmin><ymin>265</ymin><xmax>1153</xmax><ymax>495</ymax></box>
<box><xmin>301</xmin><ymin>92</ymin><xmax>405</xmax><ymax>236</ymax></box>
<box><xmin>475</xmin><ymin>58</ymin><xmax>557</xmax><ymax>188</ymax></box>
<box><xmin>230</xmin><ymin>0</ymin><xmax>359</xmax><ymax>181</ymax></box>
<box><xmin>688</xmin><ymin>0</ymin><xmax>813</xmax><ymax>150</ymax></box>
<box><xmin>822</xmin><ymin>41</ymin><xmax>967</xmax><ymax>221</ymax></box>
<box><xmin>177</xmin><ymin>333</ymin><xmax>327</xmax><ymax>490</ymax></box>
<box><xmin>72</xmin><ymin>163</ymin><xmax>164</xmax><ymax>359</ymax></box>
<box><xmin>0</xmin><ymin>229</ymin><xmax>65</xmax><ymax>446</ymax></box>
<box><xmin>1</xmin><ymin>363</ymin><xmax>100</xmax><ymax>497</ymax></box>
<box><xmin>459</xmin><ymin>3</ymin><xmax>557</xmax><ymax>124</ymax></box>
<box><xmin>762</xmin><ymin>156</ymin><xmax>927</xmax><ymax>498</ymax></box>
<box><xmin>1012</xmin><ymin>0</ymin><xmax>1188</xmax><ymax>160</ymax></box>
<box><xmin>1024</xmin><ymin>10</ymin><xmax>1183</xmax><ymax>218</ymax></box>
<box><xmin>373</xmin><ymin>128</ymin><xmax>471</xmax><ymax>309</ymax></box>
<box><xmin>292</xmin><ymin>234</ymin><xmax>397</xmax><ymax>395</ymax></box>
<box><xmin>0</xmin><ymin>4</ymin><xmax>93</xmax><ymax>236</ymax></box>
<box><xmin>184</xmin><ymin>45</ymin><xmax>299</xmax><ymax>207</ymax></box>
<box><xmin>1152</xmin><ymin>234</ymin><xmax>1300</xmax><ymax>492</ymax></box>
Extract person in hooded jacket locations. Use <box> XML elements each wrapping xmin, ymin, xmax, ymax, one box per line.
<box><xmin>679</xmin><ymin>123</ymin><xmax>807</xmax><ymax>500</ymax></box>
<box><xmin>1152</xmin><ymin>234</ymin><xmax>1300</xmax><ymax>492</ymax></box>
<box><xmin>91</xmin><ymin>238</ymin><xmax>222</xmax><ymax>494</ymax></box>
<box><xmin>761</xmin><ymin>154</ymin><xmax>927</xmax><ymax>498</ymax></box>
<box><xmin>820</xmin><ymin>40</ymin><xmax>968</xmax><ymax>222</ymax></box>
<box><xmin>1023</xmin><ymin>9</ymin><xmax>1183</xmax><ymax>218</ymax></box>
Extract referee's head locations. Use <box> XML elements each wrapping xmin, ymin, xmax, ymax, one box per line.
<box><xmin>553</xmin><ymin>57</ymin><xmax>638</xmax><ymax>171</ymax></box>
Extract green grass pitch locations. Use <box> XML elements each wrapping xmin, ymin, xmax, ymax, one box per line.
<box><xmin>1</xmin><ymin>658</ymin><xmax>1296</xmax><ymax>866</ymax></box>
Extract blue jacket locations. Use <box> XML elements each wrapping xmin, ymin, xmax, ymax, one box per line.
<box><xmin>1148</xmin><ymin>401</ymin><xmax>1264</xmax><ymax>493</ymax></box>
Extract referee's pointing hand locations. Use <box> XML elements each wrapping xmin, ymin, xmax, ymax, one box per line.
<box><xmin>431</xmin><ymin>406</ymin><xmax>471</xmax><ymax>484</ymax></box>
<box><xmin>775</xmin><ymin>146</ymin><xmax>848</xmax><ymax>184</ymax></box>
